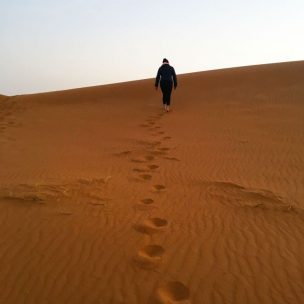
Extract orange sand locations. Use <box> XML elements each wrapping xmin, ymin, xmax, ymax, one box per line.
<box><xmin>0</xmin><ymin>61</ymin><xmax>303</xmax><ymax>303</ymax></box>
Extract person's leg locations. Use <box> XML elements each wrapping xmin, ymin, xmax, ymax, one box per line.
<box><xmin>160</xmin><ymin>83</ymin><xmax>167</xmax><ymax>111</ymax></box>
<box><xmin>163</xmin><ymin>91</ymin><xmax>169</xmax><ymax>111</ymax></box>
<box><xmin>166</xmin><ymin>82</ymin><xmax>173</xmax><ymax>112</ymax></box>
<box><xmin>161</xmin><ymin>81</ymin><xmax>173</xmax><ymax>112</ymax></box>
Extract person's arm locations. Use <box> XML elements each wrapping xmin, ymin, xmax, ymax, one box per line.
<box><xmin>155</xmin><ymin>68</ymin><xmax>161</xmax><ymax>88</ymax></box>
<box><xmin>172</xmin><ymin>67</ymin><xmax>177</xmax><ymax>89</ymax></box>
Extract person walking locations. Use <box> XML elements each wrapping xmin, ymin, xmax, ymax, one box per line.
<box><xmin>155</xmin><ymin>58</ymin><xmax>177</xmax><ymax>112</ymax></box>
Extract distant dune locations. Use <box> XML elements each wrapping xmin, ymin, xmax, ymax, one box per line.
<box><xmin>0</xmin><ymin>61</ymin><xmax>303</xmax><ymax>303</ymax></box>
<box><xmin>0</xmin><ymin>94</ymin><xmax>8</xmax><ymax>102</ymax></box>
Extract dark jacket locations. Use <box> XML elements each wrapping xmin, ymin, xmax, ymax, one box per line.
<box><xmin>155</xmin><ymin>64</ymin><xmax>177</xmax><ymax>88</ymax></box>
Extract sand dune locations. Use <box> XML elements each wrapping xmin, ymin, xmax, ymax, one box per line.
<box><xmin>0</xmin><ymin>94</ymin><xmax>8</xmax><ymax>102</ymax></box>
<box><xmin>0</xmin><ymin>61</ymin><xmax>303</xmax><ymax>303</ymax></box>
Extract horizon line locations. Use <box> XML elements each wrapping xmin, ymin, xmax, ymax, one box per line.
<box><xmin>2</xmin><ymin>59</ymin><xmax>303</xmax><ymax>97</ymax></box>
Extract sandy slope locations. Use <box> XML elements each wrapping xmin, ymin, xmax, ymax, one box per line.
<box><xmin>0</xmin><ymin>61</ymin><xmax>303</xmax><ymax>304</ymax></box>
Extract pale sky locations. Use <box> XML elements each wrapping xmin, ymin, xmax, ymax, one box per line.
<box><xmin>1</xmin><ymin>0</ymin><xmax>303</xmax><ymax>95</ymax></box>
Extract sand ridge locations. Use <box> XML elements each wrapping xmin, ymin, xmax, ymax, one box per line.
<box><xmin>0</xmin><ymin>61</ymin><xmax>304</xmax><ymax>303</ymax></box>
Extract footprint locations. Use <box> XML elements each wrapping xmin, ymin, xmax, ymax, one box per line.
<box><xmin>158</xmin><ymin>147</ymin><xmax>170</xmax><ymax>151</ymax></box>
<box><xmin>114</xmin><ymin>150</ymin><xmax>132</xmax><ymax>156</ymax></box>
<box><xmin>148</xmin><ymin>165</ymin><xmax>159</xmax><ymax>170</ymax></box>
<box><xmin>140</xmin><ymin>198</ymin><xmax>154</xmax><ymax>204</ymax></box>
<box><xmin>134</xmin><ymin>217</ymin><xmax>168</xmax><ymax>234</ymax></box>
<box><xmin>56</xmin><ymin>211</ymin><xmax>73</xmax><ymax>216</ymax></box>
<box><xmin>140</xmin><ymin>174</ymin><xmax>152</xmax><ymax>181</ymax></box>
<box><xmin>158</xmin><ymin>131</ymin><xmax>165</xmax><ymax>135</ymax></box>
<box><xmin>163</xmin><ymin>157</ymin><xmax>180</xmax><ymax>161</ymax></box>
<box><xmin>153</xmin><ymin>281</ymin><xmax>190</xmax><ymax>303</ymax></box>
<box><xmin>140</xmin><ymin>245</ymin><xmax>164</xmax><ymax>258</ymax></box>
<box><xmin>133</xmin><ymin>168</ymin><xmax>148</xmax><ymax>173</ymax></box>
<box><xmin>134</xmin><ymin>245</ymin><xmax>165</xmax><ymax>269</ymax></box>
<box><xmin>134</xmin><ymin>203</ymin><xmax>156</xmax><ymax>212</ymax></box>
<box><xmin>153</xmin><ymin>184</ymin><xmax>166</xmax><ymax>191</ymax></box>
<box><xmin>163</xmin><ymin>136</ymin><xmax>171</xmax><ymax>140</ymax></box>
<box><xmin>89</xmin><ymin>202</ymin><xmax>105</xmax><ymax>206</ymax></box>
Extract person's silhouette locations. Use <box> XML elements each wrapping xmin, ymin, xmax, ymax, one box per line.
<box><xmin>155</xmin><ymin>58</ymin><xmax>177</xmax><ymax>112</ymax></box>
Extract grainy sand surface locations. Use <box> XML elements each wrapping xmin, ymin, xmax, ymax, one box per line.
<box><xmin>0</xmin><ymin>61</ymin><xmax>303</xmax><ymax>303</ymax></box>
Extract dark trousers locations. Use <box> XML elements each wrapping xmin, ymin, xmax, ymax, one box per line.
<box><xmin>160</xmin><ymin>80</ymin><xmax>173</xmax><ymax>105</ymax></box>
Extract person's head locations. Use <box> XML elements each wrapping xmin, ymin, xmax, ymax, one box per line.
<box><xmin>163</xmin><ymin>58</ymin><xmax>169</xmax><ymax>64</ymax></box>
